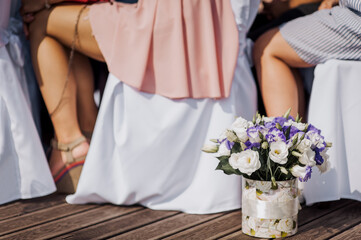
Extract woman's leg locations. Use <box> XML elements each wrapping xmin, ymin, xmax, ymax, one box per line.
<box><xmin>71</xmin><ymin>51</ymin><xmax>98</xmax><ymax>135</ymax></box>
<box><xmin>28</xmin><ymin>5</ymin><xmax>103</xmax><ymax>175</ymax></box>
<box><xmin>253</xmin><ymin>28</ymin><xmax>314</xmax><ymax>118</ymax></box>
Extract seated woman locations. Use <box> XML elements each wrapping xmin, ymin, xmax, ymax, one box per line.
<box><xmin>23</xmin><ymin>0</ymin><xmax>259</xmax><ymax>213</ymax></box>
<box><xmin>0</xmin><ymin>0</ymin><xmax>55</xmax><ymax>205</ymax></box>
<box><xmin>253</xmin><ymin>0</ymin><xmax>361</xmax><ymax>204</ymax></box>
<box><xmin>253</xmin><ymin>0</ymin><xmax>360</xmax><ymax>117</ymax></box>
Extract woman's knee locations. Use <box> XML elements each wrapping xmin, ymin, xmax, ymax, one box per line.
<box><xmin>253</xmin><ymin>28</ymin><xmax>283</xmax><ymax>67</ymax></box>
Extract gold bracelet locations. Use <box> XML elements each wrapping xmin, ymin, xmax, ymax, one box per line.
<box><xmin>45</xmin><ymin>0</ymin><xmax>51</xmax><ymax>9</ymax></box>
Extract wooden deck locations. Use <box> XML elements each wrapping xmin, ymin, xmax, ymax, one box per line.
<box><xmin>0</xmin><ymin>194</ymin><xmax>360</xmax><ymax>239</ymax></box>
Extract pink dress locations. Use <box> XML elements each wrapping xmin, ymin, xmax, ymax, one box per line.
<box><xmin>89</xmin><ymin>0</ymin><xmax>239</xmax><ymax>99</ymax></box>
<box><xmin>67</xmin><ymin>0</ymin><xmax>260</xmax><ymax>214</ymax></box>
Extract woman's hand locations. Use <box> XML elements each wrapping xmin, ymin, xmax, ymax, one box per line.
<box><xmin>318</xmin><ymin>0</ymin><xmax>339</xmax><ymax>10</ymax></box>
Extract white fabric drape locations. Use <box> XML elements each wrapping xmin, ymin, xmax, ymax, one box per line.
<box><xmin>67</xmin><ymin>0</ymin><xmax>259</xmax><ymax>214</ymax></box>
<box><xmin>305</xmin><ymin>60</ymin><xmax>361</xmax><ymax>205</ymax></box>
<box><xmin>0</xmin><ymin>0</ymin><xmax>55</xmax><ymax>205</ymax></box>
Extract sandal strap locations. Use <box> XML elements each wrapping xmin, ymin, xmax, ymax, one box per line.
<box><xmin>51</xmin><ymin>136</ymin><xmax>87</xmax><ymax>163</ymax></box>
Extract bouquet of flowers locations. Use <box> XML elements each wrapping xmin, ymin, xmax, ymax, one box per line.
<box><xmin>203</xmin><ymin>109</ymin><xmax>332</xmax><ymax>238</ymax></box>
<box><xmin>202</xmin><ymin>109</ymin><xmax>332</xmax><ymax>188</ymax></box>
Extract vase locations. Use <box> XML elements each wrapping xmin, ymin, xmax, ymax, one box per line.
<box><xmin>241</xmin><ymin>177</ymin><xmax>299</xmax><ymax>238</ymax></box>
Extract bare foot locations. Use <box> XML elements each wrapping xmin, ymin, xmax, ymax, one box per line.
<box><xmin>49</xmin><ymin>141</ymin><xmax>89</xmax><ymax>176</ymax></box>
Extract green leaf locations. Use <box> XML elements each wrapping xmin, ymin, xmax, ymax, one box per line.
<box><xmin>281</xmin><ymin>232</ymin><xmax>288</xmax><ymax>237</ymax></box>
<box><xmin>216</xmin><ymin>158</ymin><xmax>240</xmax><ymax>175</ymax></box>
<box><xmin>215</xmin><ymin>162</ymin><xmax>223</xmax><ymax>170</ymax></box>
<box><xmin>285</xmin><ymin>125</ymin><xmax>291</xmax><ymax>139</ymax></box>
<box><xmin>216</xmin><ymin>156</ymin><xmax>229</xmax><ymax>162</ymax></box>
<box><xmin>271</xmin><ymin>178</ymin><xmax>278</xmax><ymax>190</ymax></box>
<box><xmin>283</xmin><ymin>108</ymin><xmax>291</xmax><ymax>119</ymax></box>
<box><xmin>295</xmin><ymin>113</ymin><xmax>300</xmax><ymax>122</ymax></box>
<box><xmin>291</xmin><ymin>133</ymin><xmax>299</xmax><ymax>146</ymax></box>
<box><xmin>231</xmin><ymin>142</ymin><xmax>241</xmax><ymax>154</ymax></box>
<box><xmin>258</xmin><ymin>131</ymin><xmax>265</xmax><ymax>141</ymax></box>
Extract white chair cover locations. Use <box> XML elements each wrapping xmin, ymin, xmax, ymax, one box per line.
<box><xmin>305</xmin><ymin>60</ymin><xmax>361</xmax><ymax>205</ymax></box>
<box><xmin>0</xmin><ymin>0</ymin><xmax>55</xmax><ymax>205</ymax></box>
<box><xmin>67</xmin><ymin>0</ymin><xmax>260</xmax><ymax>214</ymax></box>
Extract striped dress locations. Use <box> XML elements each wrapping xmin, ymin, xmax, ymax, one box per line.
<box><xmin>280</xmin><ymin>0</ymin><xmax>361</xmax><ymax>65</ymax></box>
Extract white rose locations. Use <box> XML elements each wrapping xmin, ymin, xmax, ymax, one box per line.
<box><xmin>283</xmin><ymin>119</ymin><xmax>293</xmax><ymax>127</ymax></box>
<box><xmin>297</xmin><ymin>139</ymin><xmax>312</xmax><ymax>153</ymax></box>
<box><xmin>276</xmin><ymin>218</ymin><xmax>294</xmax><ymax>232</ymax></box>
<box><xmin>229</xmin><ymin>150</ymin><xmax>261</xmax><ymax>175</ymax></box>
<box><xmin>269</xmin><ymin>141</ymin><xmax>289</xmax><ymax>164</ymax></box>
<box><xmin>298</xmin><ymin>149</ymin><xmax>316</xmax><ymax>167</ymax></box>
<box><xmin>290</xmin><ymin>165</ymin><xmax>307</xmax><ymax>178</ymax></box>
<box><xmin>306</xmin><ymin>131</ymin><xmax>325</xmax><ymax>149</ymax></box>
<box><xmin>230</xmin><ymin>117</ymin><xmax>249</xmax><ymax>142</ymax></box>
<box><xmin>262</xmin><ymin>116</ymin><xmax>275</xmax><ymax>122</ymax></box>
<box><xmin>317</xmin><ymin>159</ymin><xmax>331</xmax><ymax>173</ymax></box>
<box><xmin>292</xmin><ymin>122</ymin><xmax>306</xmax><ymax>131</ymax></box>
<box><xmin>320</xmin><ymin>149</ymin><xmax>330</xmax><ymax>162</ymax></box>
<box><xmin>215</xmin><ymin>142</ymin><xmax>230</xmax><ymax>157</ymax></box>
<box><xmin>248</xmin><ymin>128</ymin><xmax>262</xmax><ymax>143</ymax></box>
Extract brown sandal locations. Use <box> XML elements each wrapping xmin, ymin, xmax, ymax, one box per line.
<box><xmin>51</xmin><ymin>136</ymin><xmax>87</xmax><ymax>194</ymax></box>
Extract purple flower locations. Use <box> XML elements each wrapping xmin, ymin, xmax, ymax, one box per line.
<box><xmin>218</xmin><ymin>138</ymin><xmax>235</xmax><ymax>151</ymax></box>
<box><xmin>272</xmin><ymin>117</ymin><xmax>287</xmax><ymax>126</ymax></box>
<box><xmin>314</xmin><ymin>149</ymin><xmax>324</xmax><ymax>165</ymax></box>
<box><xmin>247</xmin><ymin>125</ymin><xmax>264</xmax><ymax>143</ymax></box>
<box><xmin>299</xmin><ymin>166</ymin><xmax>312</xmax><ymax>182</ymax></box>
<box><xmin>307</xmin><ymin>124</ymin><xmax>321</xmax><ymax>134</ymax></box>
<box><xmin>289</xmin><ymin>126</ymin><xmax>301</xmax><ymax>138</ymax></box>
<box><xmin>264</xmin><ymin>121</ymin><xmax>276</xmax><ymax>129</ymax></box>
<box><xmin>266</xmin><ymin>127</ymin><xmax>286</xmax><ymax>143</ymax></box>
<box><xmin>225</xmin><ymin>140</ymin><xmax>235</xmax><ymax>150</ymax></box>
<box><xmin>244</xmin><ymin>141</ymin><xmax>260</xmax><ymax>150</ymax></box>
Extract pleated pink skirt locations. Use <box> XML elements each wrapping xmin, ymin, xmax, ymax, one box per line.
<box><xmin>89</xmin><ymin>0</ymin><xmax>239</xmax><ymax>99</ymax></box>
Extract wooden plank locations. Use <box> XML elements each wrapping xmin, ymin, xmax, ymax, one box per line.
<box><xmin>0</xmin><ymin>205</ymin><xmax>142</xmax><ymax>240</ymax></box>
<box><xmin>0</xmin><ymin>194</ymin><xmax>65</xmax><ymax>221</ymax></box>
<box><xmin>219</xmin><ymin>230</ymin><xmax>265</xmax><ymax>240</ymax></box>
<box><xmin>287</xmin><ymin>202</ymin><xmax>361</xmax><ymax>240</ymax></box>
<box><xmin>330</xmin><ymin>222</ymin><xmax>361</xmax><ymax>240</ymax></box>
<box><xmin>111</xmin><ymin>211</ymin><xmax>225</xmax><ymax>240</ymax></box>
<box><xmin>219</xmin><ymin>199</ymin><xmax>352</xmax><ymax>240</ymax></box>
<box><xmin>54</xmin><ymin>208</ymin><xmax>178</xmax><ymax>239</ymax></box>
<box><xmin>298</xmin><ymin>199</ymin><xmax>352</xmax><ymax>225</ymax></box>
<box><xmin>163</xmin><ymin>211</ymin><xmax>242</xmax><ymax>240</ymax></box>
<box><xmin>0</xmin><ymin>203</ymin><xmax>97</xmax><ymax>236</ymax></box>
